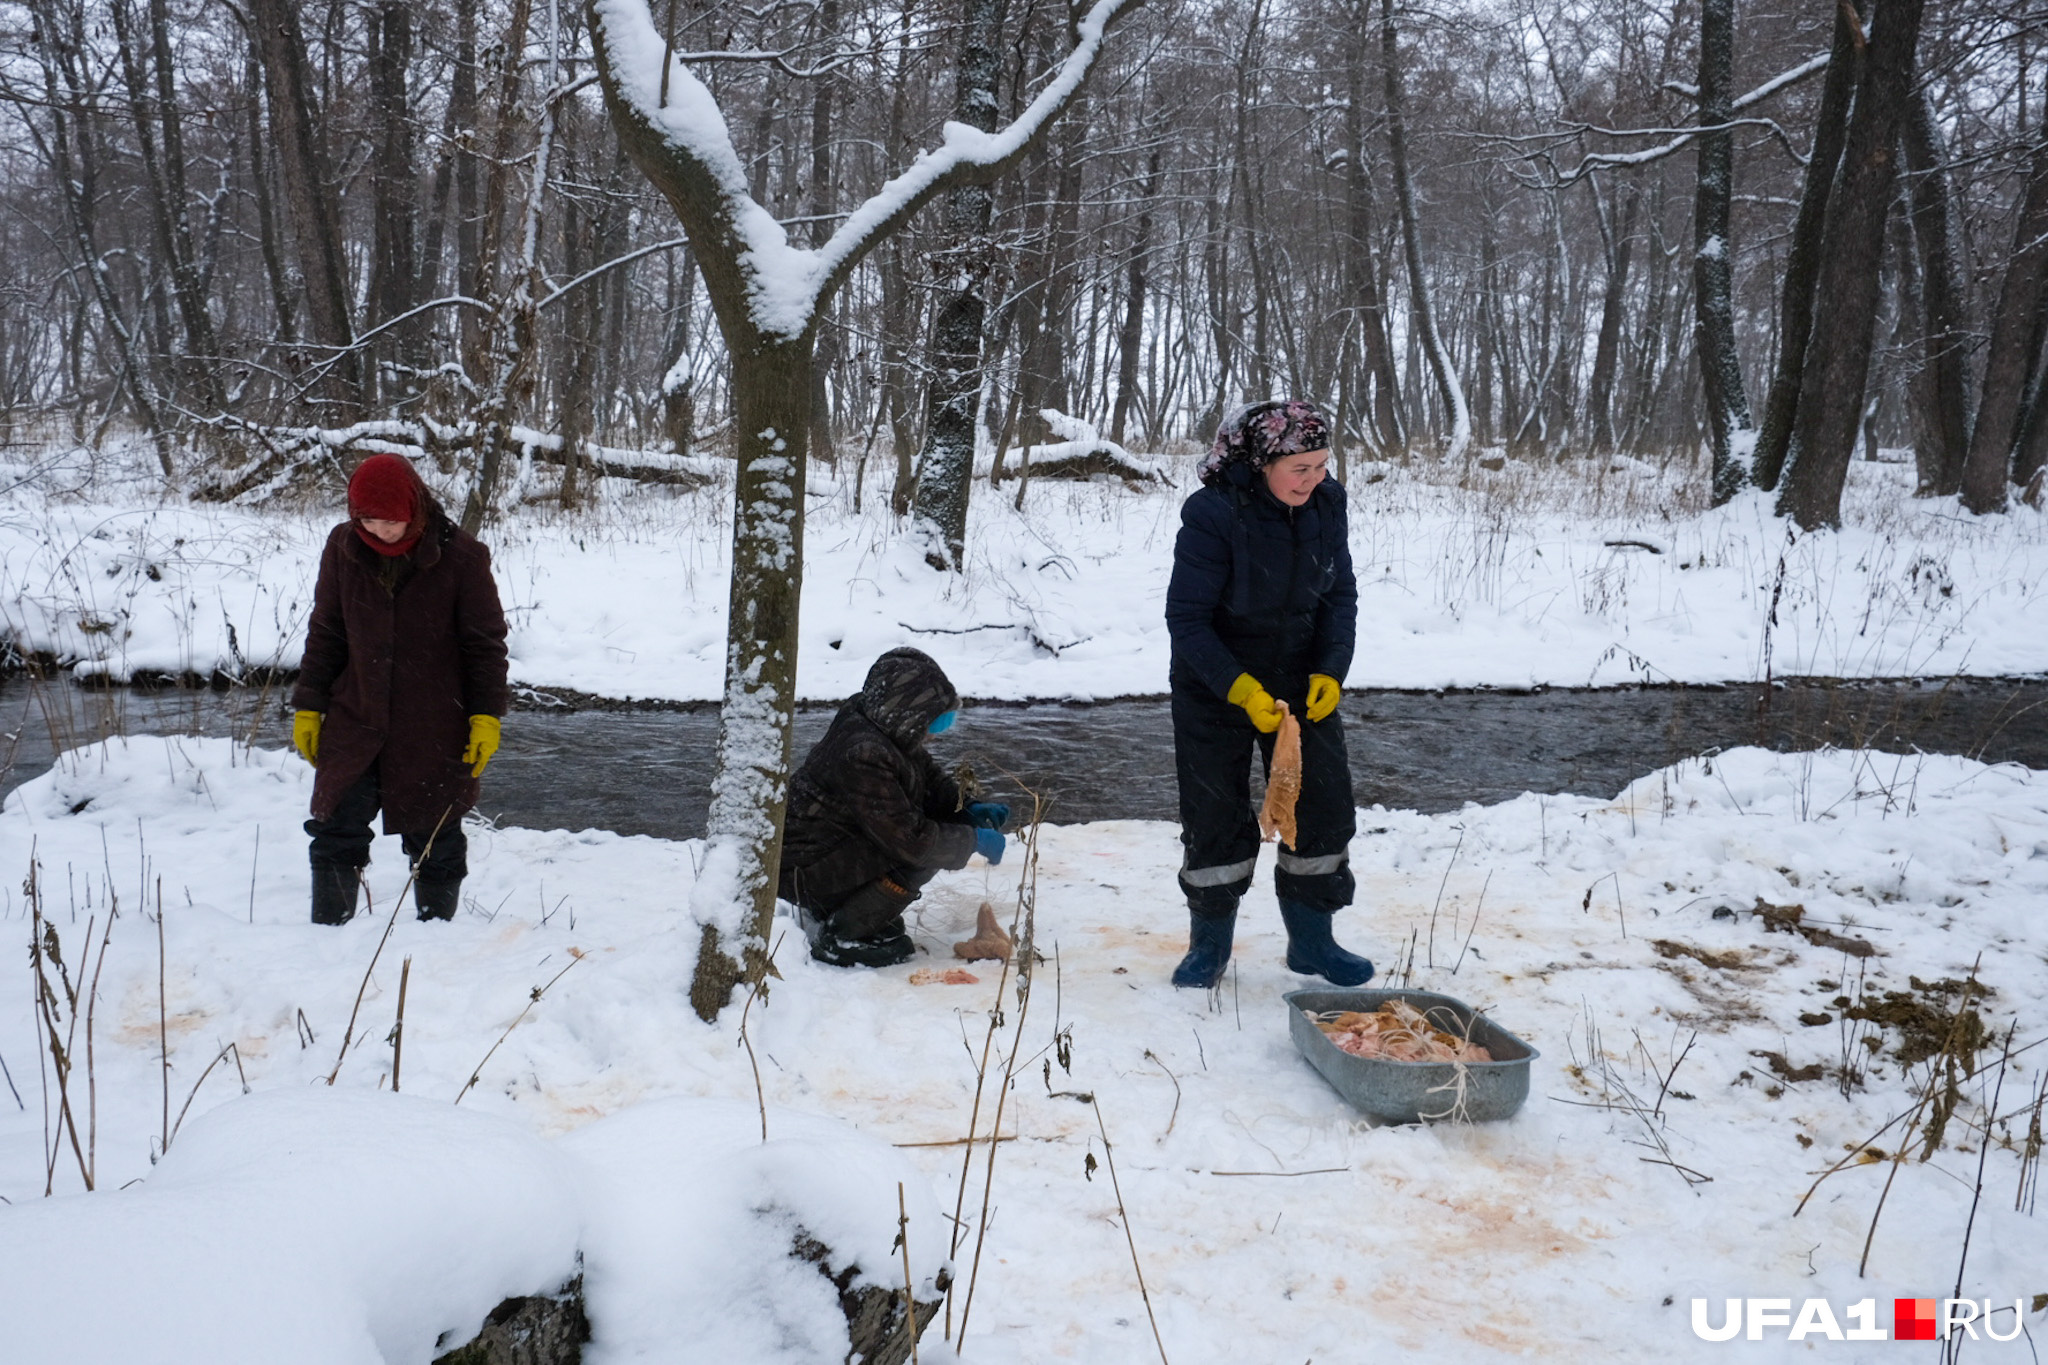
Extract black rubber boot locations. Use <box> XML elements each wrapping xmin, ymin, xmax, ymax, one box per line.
<box><xmin>807</xmin><ymin>912</ymin><xmax>916</xmax><ymax>969</ymax></box>
<box><xmin>414</xmin><ymin>877</ymin><xmax>462</xmax><ymax>922</ymax></box>
<box><xmin>1279</xmin><ymin>899</ymin><xmax>1375</xmax><ymax>986</ymax></box>
<box><xmin>311</xmin><ymin>865</ymin><xmax>360</xmax><ymax>926</ymax></box>
<box><xmin>1171</xmin><ymin>909</ymin><xmax>1237</xmax><ymax>988</ymax></box>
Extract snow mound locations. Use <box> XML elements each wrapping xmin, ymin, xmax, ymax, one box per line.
<box><xmin>0</xmin><ymin>1090</ymin><xmax>581</xmax><ymax>1365</ymax></box>
<box><xmin>563</xmin><ymin>1096</ymin><xmax>948</xmax><ymax>1365</ymax></box>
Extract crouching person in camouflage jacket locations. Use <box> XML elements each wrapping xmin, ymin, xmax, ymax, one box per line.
<box><xmin>777</xmin><ymin>648</ymin><xmax>1009</xmax><ymax>967</ymax></box>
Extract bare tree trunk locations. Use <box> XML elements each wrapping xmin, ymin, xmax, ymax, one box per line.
<box><xmin>1344</xmin><ymin>3</ymin><xmax>1404</xmax><ymax>455</ymax></box>
<box><xmin>454</xmin><ymin>0</ymin><xmax>484</xmax><ymax>370</ymax></box>
<box><xmin>912</xmin><ymin>0</ymin><xmax>1010</xmax><ymax>568</ymax></box>
<box><xmin>1777</xmin><ymin>0</ymin><xmax>1930</xmax><ymax>530</ymax></box>
<box><xmin>250</xmin><ymin>0</ymin><xmax>359</xmax><ymax>416</ymax></box>
<box><xmin>244</xmin><ymin>42</ymin><xmax>297</xmax><ymax>345</ymax></box>
<box><xmin>1960</xmin><ymin>89</ymin><xmax>2048</xmax><ymax>513</ymax></box>
<box><xmin>369</xmin><ymin>0</ymin><xmax>419</xmax><ymax>398</ymax></box>
<box><xmin>806</xmin><ymin>0</ymin><xmax>840</xmax><ymax>469</ymax></box>
<box><xmin>1751</xmin><ymin>0</ymin><xmax>1861</xmax><ymax>492</ymax></box>
<box><xmin>28</xmin><ymin>0</ymin><xmax>176</xmax><ymax>474</ymax></box>
<box><xmin>1902</xmin><ymin>90</ymin><xmax>1973</xmax><ymax>496</ymax></box>
<box><xmin>109</xmin><ymin>0</ymin><xmax>224</xmax><ymax>412</ymax></box>
<box><xmin>1587</xmin><ymin>177</ymin><xmax>1639</xmax><ymax>453</ymax></box>
<box><xmin>1109</xmin><ymin>136</ymin><xmax>1162</xmax><ymax>449</ymax></box>
<box><xmin>1381</xmin><ymin>0</ymin><xmax>1469</xmax><ymax>458</ymax></box>
<box><xmin>1692</xmin><ymin>0</ymin><xmax>1752</xmax><ymax>503</ymax></box>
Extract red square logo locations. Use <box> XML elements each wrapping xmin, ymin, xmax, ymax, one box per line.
<box><xmin>1895</xmin><ymin>1299</ymin><xmax>1938</xmax><ymax>1341</ymax></box>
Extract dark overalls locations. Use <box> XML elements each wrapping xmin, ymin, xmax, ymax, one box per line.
<box><xmin>1164</xmin><ymin>471</ymin><xmax>1358</xmax><ymax>918</ymax></box>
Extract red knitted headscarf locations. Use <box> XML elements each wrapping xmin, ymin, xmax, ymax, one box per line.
<box><xmin>347</xmin><ymin>454</ymin><xmax>426</xmax><ymax>557</ymax></box>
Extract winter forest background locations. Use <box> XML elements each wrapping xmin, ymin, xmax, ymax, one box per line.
<box><xmin>5</xmin><ymin>0</ymin><xmax>2048</xmax><ymax>1360</ymax></box>
<box><xmin>2</xmin><ymin>0</ymin><xmax>2044</xmax><ymax>527</ymax></box>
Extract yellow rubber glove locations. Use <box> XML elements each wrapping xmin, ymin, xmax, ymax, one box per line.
<box><xmin>1226</xmin><ymin>673</ymin><xmax>1286</xmax><ymax>734</ymax></box>
<box><xmin>292</xmin><ymin>710</ymin><xmax>322</xmax><ymax>766</ymax></box>
<box><xmin>1306</xmin><ymin>673</ymin><xmax>1342</xmax><ymax>723</ymax></box>
<box><xmin>464</xmin><ymin>714</ymin><xmax>501</xmax><ymax>777</ymax></box>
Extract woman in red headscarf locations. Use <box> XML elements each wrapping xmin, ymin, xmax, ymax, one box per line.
<box><xmin>289</xmin><ymin>454</ymin><xmax>509</xmax><ymax>924</ymax></box>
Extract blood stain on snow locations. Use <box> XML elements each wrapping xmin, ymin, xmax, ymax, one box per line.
<box><xmin>909</xmin><ymin>967</ymin><xmax>981</xmax><ymax>986</ymax></box>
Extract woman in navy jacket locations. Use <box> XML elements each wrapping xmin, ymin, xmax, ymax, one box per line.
<box><xmin>1163</xmin><ymin>400</ymin><xmax>1374</xmax><ymax>988</ymax></box>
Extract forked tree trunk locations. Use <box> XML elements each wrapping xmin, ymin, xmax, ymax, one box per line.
<box><xmin>594</xmin><ymin>0</ymin><xmax>1136</xmax><ymax>1019</ymax></box>
<box><xmin>1750</xmin><ymin>0</ymin><xmax>1861</xmax><ymax>492</ymax></box>
<box><xmin>1777</xmin><ymin>0</ymin><xmax>1930</xmax><ymax>530</ymax></box>
<box><xmin>1692</xmin><ymin>0</ymin><xmax>1752</xmax><ymax>503</ymax></box>
<box><xmin>688</xmin><ymin>335</ymin><xmax>814</xmax><ymax>1020</ymax></box>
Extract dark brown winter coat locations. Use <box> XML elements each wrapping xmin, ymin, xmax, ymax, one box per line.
<box><xmin>778</xmin><ymin>648</ymin><xmax>978</xmax><ymax>912</ymax></box>
<box><xmin>291</xmin><ymin>510</ymin><xmax>510</xmax><ymax>832</ymax></box>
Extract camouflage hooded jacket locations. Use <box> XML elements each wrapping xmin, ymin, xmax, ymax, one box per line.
<box><xmin>777</xmin><ymin>648</ymin><xmax>979</xmax><ymax>910</ymax></box>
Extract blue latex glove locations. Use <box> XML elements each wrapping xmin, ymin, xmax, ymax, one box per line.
<box><xmin>974</xmin><ymin>827</ymin><xmax>1006</xmax><ymax>865</ymax></box>
<box><xmin>928</xmin><ymin>709</ymin><xmax>958</xmax><ymax>735</ymax></box>
<box><xmin>966</xmin><ymin>801</ymin><xmax>1010</xmax><ymax>830</ymax></box>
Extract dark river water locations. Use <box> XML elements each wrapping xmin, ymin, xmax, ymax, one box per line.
<box><xmin>2</xmin><ymin>677</ymin><xmax>2042</xmax><ymax>838</ymax></box>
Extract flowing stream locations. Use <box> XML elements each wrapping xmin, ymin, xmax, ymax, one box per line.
<box><xmin>2</xmin><ymin>676</ymin><xmax>2041</xmax><ymax>839</ymax></box>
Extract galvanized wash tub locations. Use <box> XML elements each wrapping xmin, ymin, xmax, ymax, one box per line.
<box><xmin>1285</xmin><ymin>988</ymin><xmax>1539</xmax><ymax>1125</ymax></box>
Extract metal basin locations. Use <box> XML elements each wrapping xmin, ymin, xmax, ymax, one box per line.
<box><xmin>1286</xmin><ymin>987</ymin><xmax>1539</xmax><ymax>1125</ymax></box>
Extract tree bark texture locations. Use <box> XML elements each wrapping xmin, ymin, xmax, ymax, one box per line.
<box><xmin>1777</xmin><ymin>0</ymin><xmax>1930</xmax><ymax>530</ymax></box>
<box><xmin>1692</xmin><ymin>0</ymin><xmax>1753</xmax><ymax>503</ymax></box>
<box><xmin>1108</xmin><ymin>137</ymin><xmax>1162</xmax><ymax>449</ymax></box>
<box><xmin>1344</xmin><ymin>4</ymin><xmax>1404</xmax><ymax>455</ymax></box>
<box><xmin>249</xmin><ymin>0</ymin><xmax>360</xmax><ymax>415</ymax></box>
<box><xmin>1960</xmin><ymin>105</ymin><xmax>2048</xmax><ymax>513</ymax></box>
<box><xmin>1382</xmin><ymin>0</ymin><xmax>1469</xmax><ymax>458</ymax></box>
<box><xmin>369</xmin><ymin>0</ymin><xmax>419</xmax><ymax>383</ymax></box>
<box><xmin>1902</xmin><ymin>90</ymin><xmax>1973</xmax><ymax>496</ymax></box>
<box><xmin>1750</xmin><ymin>0</ymin><xmax>1861</xmax><ymax>492</ymax></box>
<box><xmin>1587</xmin><ymin>178</ymin><xmax>1639</xmax><ymax>453</ymax></box>
<box><xmin>912</xmin><ymin>0</ymin><xmax>1010</xmax><ymax>569</ymax></box>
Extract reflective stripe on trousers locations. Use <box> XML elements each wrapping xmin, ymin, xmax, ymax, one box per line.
<box><xmin>1179</xmin><ymin>854</ymin><xmax>1258</xmax><ymax>888</ymax></box>
<box><xmin>1275</xmin><ymin>849</ymin><xmax>1347</xmax><ymax>876</ymax></box>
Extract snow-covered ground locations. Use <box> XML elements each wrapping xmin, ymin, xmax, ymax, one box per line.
<box><xmin>3</xmin><ymin>737</ymin><xmax>2045</xmax><ymax>1361</ymax></box>
<box><xmin>3</xmin><ymin>442</ymin><xmax>2043</xmax><ymax>699</ymax></box>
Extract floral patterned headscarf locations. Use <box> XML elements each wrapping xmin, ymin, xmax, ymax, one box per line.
<box><xmin>1198</xmin><ymin>399</ymin><xmax>1331</xmax><ymax>487</ymax></box>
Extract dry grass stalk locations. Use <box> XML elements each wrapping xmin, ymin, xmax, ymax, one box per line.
<box><xmin>897</xmin><ymin>1181</ymin><xmax>920</xmax><ymax>1365</ymax></box>
<box><xmin>454</xmin><ymin>951</ymin><xmax>584</xmax><ymax>1105</ymax></box>
<box><xmin>2016</xmin><ymin>1070</ymin><xmax>2046</xmax><ymax>1215</ymax></box>
<box><xmin>951</xmin><ymin>785</ymin><xmax>1044</xmax><ymax>1349</ymax></box>
<box><xmin>328</xmin><ymin>809</ymin><xmax>450</xmax><ymax>1086</ymax></box>
<box><xmin>167</xmin><ymin>1041</ymin><xmax>248</xmax><ymax>1150</ymax></box>
<box><xmin>737</xmin><ymin>932</ymin><xmax>785</xmax><ymax>1141</ymax></box>
<box><xmin>390</xmin><ymin>955</ymin><xmax>413</xmax><ymax>1093</ymax></box>
<box><xmin>156</xmin><ymin>881</ymin><xmax>169</xmax><ymax>1157</ymax></box>
<box><xmin>1088</xmin><ymin>1096</ymin><xmax>1170</xmax><ymax>1365</ymax></box>
<box><xmin>27</xmin><ymin>847</ymin><xmax>115</xmax><ymax>1194</ymax></box>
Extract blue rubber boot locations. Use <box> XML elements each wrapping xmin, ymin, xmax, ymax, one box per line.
<box><xmin>1171</xmin><ymin>910</ymin><xmax>1237</xmax><ymax>988</ymax></box>
<box><xmin>1279</xmin><ymin>900</ymin><xmax>1375</xmax><ymax>986</ymax></box>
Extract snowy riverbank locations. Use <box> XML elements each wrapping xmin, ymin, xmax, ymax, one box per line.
<box><xmin>3</xmin><ymin>443</ymin><xmax>2043</xmax><ymax>700</ymax></box>
<box><xmin>2</xmin><ymin>736</ymin><xmax>2044</xmax><ymax>1360</ymax></box>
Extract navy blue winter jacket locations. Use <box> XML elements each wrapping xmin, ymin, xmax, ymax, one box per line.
<box><xmin>1165</xmin><ymin>470</ymin><xmax>1358</xmax><ymax>700</ymax></box>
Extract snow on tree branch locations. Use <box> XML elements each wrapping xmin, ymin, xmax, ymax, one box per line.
<box><xmin>591</xmin><ymin>0</ymin><xmax>1141</xmax><ymax>340</ymax></box>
